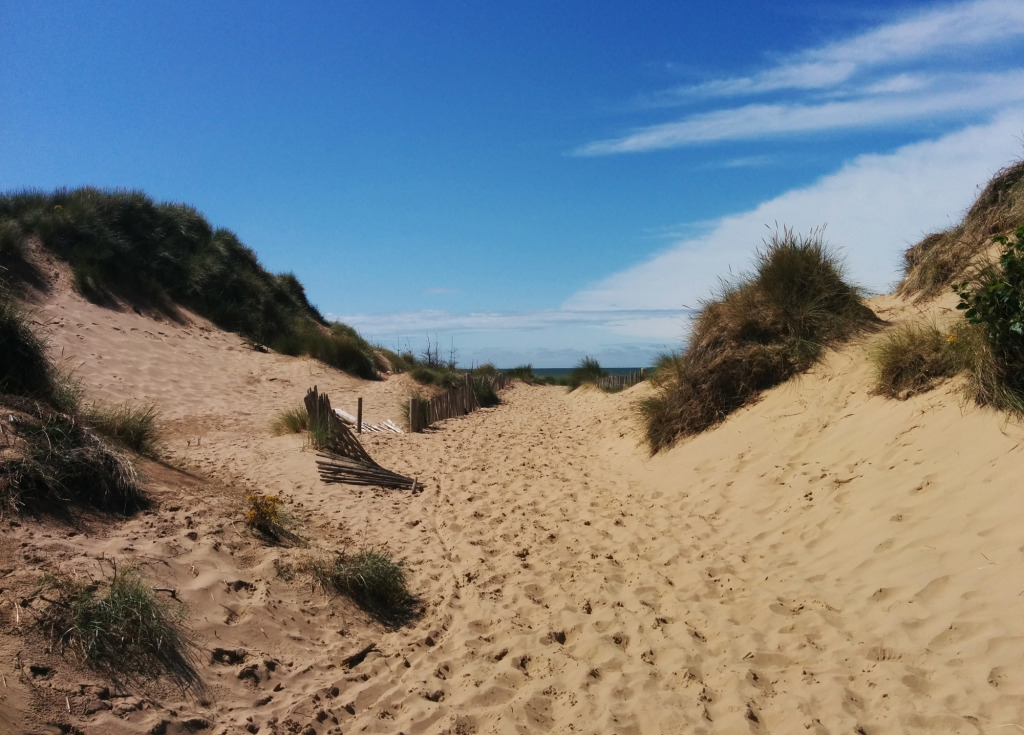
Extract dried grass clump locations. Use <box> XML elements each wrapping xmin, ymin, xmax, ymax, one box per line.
<box><xmin>869</xmin><ymin>321</ymin><xmax>964</xmax><ymax>399</ymax></box>
<box><xmin>868</xmin><ymin>315</ymin><xmax>1024</xmax><ymax>414</ymax></box>
<box><xmin>900</xmin><ymin>160</ymin><xmax>1024</xmax><ymax>298</ymax></box>
<box><xmin>83</xmin><ymin>400</ymin><xmax>161</xmax><ymax>456</ymax></box>
<box><xmin>1</xmin><ymin>405</ymin><xmax>147</xmax><ymax>515</ymax></box>
<box><xmin>638</xmin><ymin>228</ymin><xmax>873</xmax><ymax>452</ymax></box>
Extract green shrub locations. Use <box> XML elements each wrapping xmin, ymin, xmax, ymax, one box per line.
<box><xmin>374</xmin><ymin>346</ymin><xmax>412</xmax><ymax>374</ymax></box>
<box><xmin>505</xmin><ymin>364</ymin><xmax>541</xmax><ymax>383</ymax></box>
<box><xmin>953</xmin><ymin>224</ymin><xmax>1024</xmax><ymax>411</ymax></box>
<box><xmin>84</xmin><ymin>400</ymin><xmax>160</xmax><ymax>456</ymax></box>
<box><xmin>472</xmin><ymin>374</ymin><xmax>500</xmax><ymax>408</ymax></box>
<box><xmin>954</xmin><ymin>226</ymin><xmax>1024</xmax><ymax>367</ymax></box>
<box><xmin>0</xmin><ymin>187</ymin><xmax>382</xmax><ymax>381</ymax></box>
<box><xmin>40</xmin><ymin>564</ymin><xmax>199</xmax><ymax>689</ymax></box>
<box><xmin>409</xmin><ymin>365</ymin><xmax>463</xmax><ymax>389</ymax></box>
<box><xmin>638</xmin><ymin>227</ymin><xmax>871</xmax><ymax>452</ymax></box>
<box><xmin>567</xmin><ymin>356</ymin><xmax>604</xmax><ymax>390</ymax></box>
<box><xmin>312</xmin><ymin>548</ymin><xmax>416</xmax><ymax>626</ymax></box>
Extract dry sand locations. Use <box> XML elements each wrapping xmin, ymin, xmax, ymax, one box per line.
<box><xmin>1</xmin><ymin>285</ymin><xmax>1023</xmax><ymax>734</ymax></box>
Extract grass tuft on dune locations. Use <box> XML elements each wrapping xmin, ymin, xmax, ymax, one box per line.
<box><xmin>900</xmin><ymin>159</ymin><xmax>1024</xmax><ymax>299</ymax></box>
<box><xmin>638</xmin><ymin>227</ymin><xmax>873</xmax><ymax>453</ymax></box>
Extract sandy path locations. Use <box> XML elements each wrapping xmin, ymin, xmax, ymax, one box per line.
<box><xmin>4</xmin><ymin>289</ymin><xmax>1023</xmax><ymax>734</ymax></box>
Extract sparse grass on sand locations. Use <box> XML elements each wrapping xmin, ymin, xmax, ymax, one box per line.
<box><xmin>83</xmin><ymin>400</ymin><xmax>161</xmax><ymax>456</ymax></box>
<box><xmin>39</xmin><ymin>564</ymin><xmax>201</xmax><ymax>690</ymax></box>
<box><xmin>271</xmin><ymin>406</ymin><xmax>309</xmax><ymax>435</ymax></box>
<box><xmin>311</xmin><ymin>548</ymin><xmax>416</xmax><ymax>627</ymax></box>
<box><xmin>638</xmin><ymin>227</ymin><xmax>872</xmax><ymax>453</ymax></box>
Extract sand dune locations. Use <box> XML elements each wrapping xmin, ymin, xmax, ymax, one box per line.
<box><xmin>1</xmin><ymin>286</ymin><xmax>1023</xmax><ymax>734</ymax></box>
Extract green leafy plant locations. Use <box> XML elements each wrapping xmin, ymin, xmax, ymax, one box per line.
<box><xmin>952</xmin><ymin>224</ymin><xmax>1024</xmax><ymax>410</ymax></box>
<box><xmin>954</xmin><ymin>225</ymin><xmax>1024</xmax><ymax>367</ymax></box>
<box><xmin>39</xmin><ymin>564</ymin><xmax>200</xmax><ymax>689</ymax></box>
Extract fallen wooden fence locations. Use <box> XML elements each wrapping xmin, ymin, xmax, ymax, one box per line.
<box><xmin>408</xmin><ymin>373</ymin><xmax>513</xmax><ymax>433</ymax></box>
<box><xmin>305</xmin><ymin>386</ymin><xmax>416</xmax><ymax>490</ymax></box>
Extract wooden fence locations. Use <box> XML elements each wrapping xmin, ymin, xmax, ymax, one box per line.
<box><xmin>596</xmin><ymin>369</ymin><xmax>647</xmax><ymax>392</ymax></box>
<box><xmin>408</xmin><ymin>373</ymin><xmax>513</xmax><ymax>433</ymax></box>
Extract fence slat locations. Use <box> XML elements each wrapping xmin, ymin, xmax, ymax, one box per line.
<box><xmin>410</xmin><ymin>373</ymin><xmax>513</xmax><ymax>432</ymax></box>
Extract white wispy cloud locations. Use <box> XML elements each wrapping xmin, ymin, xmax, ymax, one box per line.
<box><xmin>566</xmin><ymin>111</ymin><xmax>1024</xmax><ymax>313</ymax></box>
<box><xmin>671</xmin><ymin>0</ymin><xmax>1024</xmax><ymax>98</ymax></box>
<box><xmin>577</xmin><ymin>0</ymin><xmax>1024</xmax><ymax>155</ymax></box>
<box><xmin>578</xmin><ymin>70</ymin><xmax>1024</xmax><ymax>154</ymax></box>
<box><xmin>329</xmin><ymin>307</ymin><xmax>691</xmax><ymax>338</ymax></box>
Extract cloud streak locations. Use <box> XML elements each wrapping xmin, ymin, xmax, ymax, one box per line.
<box><xmin>577</xmin><ymin>0</ymin><xmax>1024</xmax><ymax>155</ymax></box>
<box><xmin>677</xmin><ymin>0</ymin><xmax>1024</xmax><ymax>97</ymax></box>
<box><xmin>578</xmin><ymin>71</ymin><xmax>1024</xmax><ymax>153</ymax></box>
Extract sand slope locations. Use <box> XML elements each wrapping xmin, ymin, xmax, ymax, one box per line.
<box><xmin>1</xmin><ymin>288</ymin><xmax>1022</xmax><ymax>734</ymax></box>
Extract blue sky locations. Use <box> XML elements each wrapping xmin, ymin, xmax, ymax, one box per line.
<box><xmin>2</xmin><ymin>1</ymin><xmax>1023</xmax><ymax>367</ymax></box>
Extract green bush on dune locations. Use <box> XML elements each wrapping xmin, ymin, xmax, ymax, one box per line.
<box><xmin>0</xmin><ymin>187</ymin><xmax>381</xmax><ymax>379</ymax></box>
<box><xmin>638</xmin><ymin>227</ymin><xmax>873</xmax><ymax>453</ymax></box>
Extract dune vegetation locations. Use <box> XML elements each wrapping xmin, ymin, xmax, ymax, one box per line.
<box><xmin>0</xmin><ymin>187</ymin><xmax>382</xmax><ymax>379</ymax></box>
<box><xmin>637</xmin><ymin>227</ymin><xmax>873</xmax><ymax>453</ymax></box>
<box><xmin>872</xmin><ymin>223</ymin><xmax>1024</xmax><ymax>413</ymax></box>
<box><xmin>0</xmin><ymin>272</ymin><xmax>151</xmax><ymax>514</ymax></box>
<box><xmin>899</xmin><ymin>160</ymin><xmax>1024</xmax><ymax>299</ymax></box>
<box><xmin>868</xmin><ymin>161</ymin><xmax>1024</xmax><ymax>413</ymax></box>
